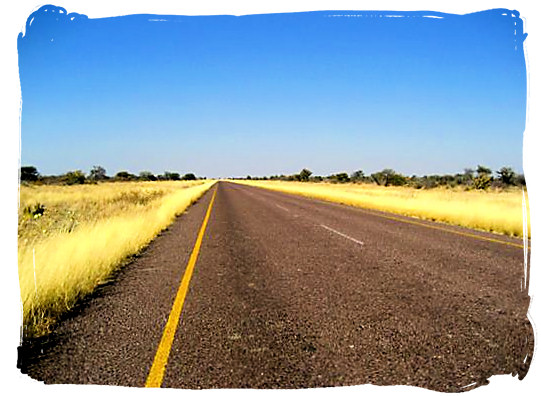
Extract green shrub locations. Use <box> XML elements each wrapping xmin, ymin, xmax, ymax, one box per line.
<box><xmin>20</xmin><ymin>166</ymin><xmax>39</xmax><ymax>182</ymax></box>
<box><xmin>64</xmin><ymin>170</ymin><xmax>86</xmax><ymax>185</ymax></box>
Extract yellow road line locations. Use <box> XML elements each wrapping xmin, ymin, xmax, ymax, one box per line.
<box><xmin>145</xmin><ymin>188</ymin><xmax>217</xmax><ymax>388</ymax></box>
<box><xmin>360</xmin><ymin>209</ymin><xmax>528</xmax><ymax>250</ymax></box>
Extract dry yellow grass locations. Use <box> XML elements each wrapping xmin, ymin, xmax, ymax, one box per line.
<box><xmin>233</xmin><ymin>180</ymin><xmax>528</xmax><ymax>239</ymax></box>
<box><xmin>18</xmin><ymin>180</ymin><xmax>215</xmax><ymax>337</ymax></box>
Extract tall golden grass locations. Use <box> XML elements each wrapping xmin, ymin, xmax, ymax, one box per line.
<box><xmin>233</xmin><ymin>180</ymin><xmax>528</xmax><ymax>238</ymax></box>
<box><xmin>18</xmin><ymin>180</ymin><xmax>215</xmax><ymax>337</ymax></box>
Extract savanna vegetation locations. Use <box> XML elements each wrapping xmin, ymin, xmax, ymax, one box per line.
<box><xmin>233</xmin><ymin>165</ymin><xmax>528</xmax><ymax>239</ymax></box>
<box><xmin>20</xmin><ymin>165</ymin><xmax>204</xmax><ymax>185</ymax></box>
<box><xmin>18</xmin><ymin>172</ymin><xmax>215</xmax><ymax>337</ymax></box>
<box><xmin>240</xmin><ymin>165</ymin><xmax>525</xmax><ymax>190</ymax></box>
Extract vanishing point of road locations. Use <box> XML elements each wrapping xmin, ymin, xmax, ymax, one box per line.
<box><xmin>18</xmin><ymin>181</ymin><xmax>533</xmax><ymax>391</ymax></box>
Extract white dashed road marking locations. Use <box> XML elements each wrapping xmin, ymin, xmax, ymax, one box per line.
<box><xmin>320</xmin><ymin>224</ymin><xmax>364</xmax><ymax>247</ymax></box>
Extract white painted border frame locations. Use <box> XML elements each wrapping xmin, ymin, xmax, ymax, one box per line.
<box><xmin>2</xmin><ymin>1</ymin><xmax>538</xmax><ymax>395</ymax></box>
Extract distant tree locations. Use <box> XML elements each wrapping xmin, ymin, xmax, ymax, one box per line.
<box><xmin>370</xmin><ymin>169</ymin><xmax>406</xmax><ymax>186</ymax></box>
<box><xmin>299</xmin><ymin>168</ymin><xmax>312</xmax><ymax>182</ymax></box>
<box><xmin>474</xmin><ymin>165</ymin><xmax>493</xmax><ymax>190</ymax></box>
<box><xmin>452</xmin><ymin>173</ymin><xmax>463</xmax><ymax>186</ymax></box>
<box><xmin>350</xmin><ymin>170</ymin><xmax>365</xmax><ymax>182</ymax></box>
<box><xmin>408</xmin><ymin>175</ymin><xmax>424</xmax><ymax>189</ymax></box>
<box><xmin>421</xmin><ymin>175</ymin><xmax>438</xmax><ymax>189</ymax></box>
<box><xmin>371</xmin><ymin>169</ymin><xmax>395</xmax><ymax>186</ymax></box>
<box><xmin>246</xmin><ymin>175</ymin><xmax>252</xmax><ymax>180</ymax></box>
<box><xmin>476</xmin><ymin>165</ymin><xmax>492</xmax><ymax>177</ymax></box>
<box><xmin>20</xmin><ymin>166</ymin><xmax>39</xmax><ymax>182</ymax></box>
<box><xmin>381</xmin><ymin>169</ymin><xmax>396</xmax><ymax>186</ymax></box>
<box><xmin>439</xmin><ymin>174</ymin><xmax>457</xmax><ymax>188</ymax></box>
<box><xmin>388</xmin><ymin>172</ymin><xmax>407</xmax><ymax>186</ymax></box>
<box><xmin>115</xmin><ymin>171</ymin><xmax>136</xmax><ymax>181</ymax></box>
<box><xmin>291</xmin><ymin>173</ymin><xmax>301</xmax><ymax>181</ymax></box>
<box><xmin>371</xmin><ymin>172</ymin><xmax>385</xmax><ymax>186</ymax></box>
<box><xmin>64</xmin><ymin>170</ymin><xmax>86</xmax><ymax>185</ymax></box>
<box><xmin>163</xmin><ymin>171</ymin><xmax>180</xmax><ymax>181</ymax></box>
<box><xmin>139</xmin><ymin>171</ymin><xmax>157</xmax><ymax>181</ymax></box>
<box><xmin>328</xmin><ymin>172</ymin><xmax>350</xmax><ymax>183</ymax></box>
<box><xmin>497</xmin><ymin>166</ymin><xmax>516</xmax><ymax>186</ymax></box>
<box><xmin>89</xmin><ymin>165</ymin><xmax>107</xmax><ymax>181</ymax></box>
<box><xmin>182</xmin><ymin>173</ymin><xmax>197</xmax><ymax>181</ymax></box>
<box><xmin>448</xmin><ymin>176</ymin><xmax>459</xmax><ymax>188</ymax></box>
<box><xmin>460</xmin><ymin>168</ymin><xmax>474</xmax><ymax>186</ymax></box>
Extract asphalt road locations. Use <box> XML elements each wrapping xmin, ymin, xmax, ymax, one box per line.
<box><xmin>18</xmin><ymin>181</ymin><xmax>534</xmax><ymax>391</ymax></box>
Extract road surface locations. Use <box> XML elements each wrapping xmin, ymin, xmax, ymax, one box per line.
<box><xmin>18</xmin><ymin>181</ymin><xmax>533</xmax><ymax>391</ymax></box>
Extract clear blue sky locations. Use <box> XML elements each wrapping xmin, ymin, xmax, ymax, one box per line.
<box><xmin>18</xmin><ymin>6</ymin><xmax>527</xmax><ymax>178</ymax></box>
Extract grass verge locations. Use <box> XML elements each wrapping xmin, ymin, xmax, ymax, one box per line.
<box><xmin>232</xmin><ymin>180</ymin><xmax>528</xmax><ymax>238</ymax></box>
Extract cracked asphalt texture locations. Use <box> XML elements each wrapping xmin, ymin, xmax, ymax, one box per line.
<box><xmin>18</xmin><ymin>181</ymin><xmax>534</xmax><ymax>391</ymax></box>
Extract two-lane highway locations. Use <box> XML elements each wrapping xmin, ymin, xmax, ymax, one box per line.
<box><xmin>18</xmin><ymin>181</ymin><xmax>533</xmax><ymax>391</ymax></box>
